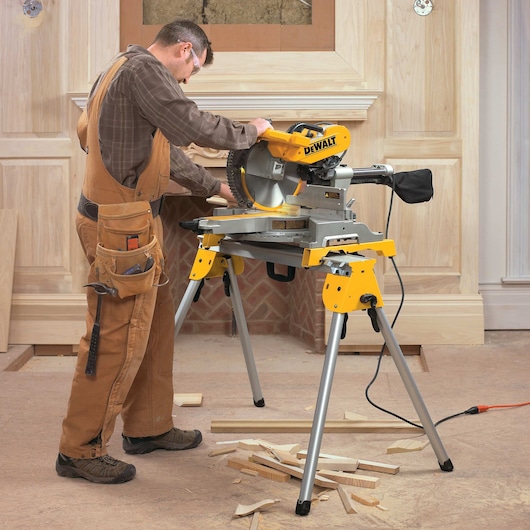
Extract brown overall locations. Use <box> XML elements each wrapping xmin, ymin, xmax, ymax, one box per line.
<box><xmin>59</xmin><ymin>56</ymin><xmax>176</xmax><ymax>459</ymax></box>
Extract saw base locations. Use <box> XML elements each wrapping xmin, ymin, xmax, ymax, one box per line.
<box><xmin>199</xmin><ymin>207</ymin><xmax>384</xmax><ymax>249</ymax></box>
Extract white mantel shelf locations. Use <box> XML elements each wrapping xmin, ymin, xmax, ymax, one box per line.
<box><xmin>70</xmin><ymin>93</ymin><xmax>379</xmax><ymax>121</ymax></box>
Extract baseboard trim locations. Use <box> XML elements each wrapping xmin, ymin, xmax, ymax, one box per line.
<box><xmin>326</xmin><ymin>294</ymin><xmax>485</xmax><ymax>346</ymax></box>
<box><xmin>480</xmin><ymin>284</ymin><xmax>530</xmax><ymax>329</ymax></box>
<box><xmin>9</xmin><ymin>294</ymin><xmax>86</xmax><ymax>345</ymax></box>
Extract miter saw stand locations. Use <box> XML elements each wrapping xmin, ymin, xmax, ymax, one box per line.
<box><xmin>174</xmin><ymin>124</ymin><xmax>452</xmax><ymax>515</ymax></box>
<box><xmin>174</xmin><ymin>217</ymin><xmax>453</xmax><ymax>516</ymax></box>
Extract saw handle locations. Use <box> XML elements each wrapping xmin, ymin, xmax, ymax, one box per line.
<box><xmin>286</xmin><ymin>122</ymin><xmax>324</xmax><ymax>135</ymax></box>
<box><xmin>258</xmin><ymin>128</ymin><xmax>312</xmax><ymax>147</ymax></box>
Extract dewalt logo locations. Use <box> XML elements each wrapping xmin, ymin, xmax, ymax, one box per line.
<box><xmin>304</xmin><ymin>135</ymin><xmax>337</xmax><ymax>155</ymax></box>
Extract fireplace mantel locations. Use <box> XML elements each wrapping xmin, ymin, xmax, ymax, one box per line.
<box><xmin>70</xmin><ymin>93</ymin><xmax>378</xmax><ymax>122</ymax></box>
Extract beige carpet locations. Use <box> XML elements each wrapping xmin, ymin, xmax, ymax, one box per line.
<box><xmin>1</xmin><ymin>331</ymin><xmax>529</xmax><ymax>529</ymax></box>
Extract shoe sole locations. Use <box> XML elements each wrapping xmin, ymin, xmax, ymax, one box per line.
<box><xmin>123</xmin><ymin>431</ymin><xmax>202</xmax><ymax>455</ymax></box>
<box><xmin>56</xmin><ymin>461</ymin><xmax>136</xmax><ymax>484</ymax></box>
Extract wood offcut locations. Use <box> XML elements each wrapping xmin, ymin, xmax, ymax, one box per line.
<box><xmin>227</xmin><ymin>457</ymin><xmax>290</xmax><ymax>483</ymax></box>
<box><xmin>211</xmin><ymin>419</ymin><xmax>423</xmax><ymax>434</ymax></box>
<box><xmin>234</xmin><ymin>498</ymin><xmax>279</xmax><ymax>517</ymax></box>
<box><xmin>250</xmin><ymin>453</ymin><xmax>339</xmax><ymax>489</ymax></box>
<box><xmin>296</xmin><ymin>451</ymin><xmax>400</xmax><ymax>475</ymax></box>
<box><xmin>387</xmin><ymin>439</ymin><xmax>430</xmax><ymax>453</ymax></box>
<box><xmin>337</xmin><ymin>486</ymin><xmax>358</xmax><ymax>514</ymax></box>
<box><xmin>208</xmin><ymin>444</ymin><xmax>238</xmax><ymax>457</ymax></box>
<box><xmin>317</xmin><ymin>469</ymin><xmax>380</xmax><ymax>489</ymax></box>
<box><xmin>173</xmin><ymin>393</ymin><xmax>203</xmax><ymax>406</ymax></box>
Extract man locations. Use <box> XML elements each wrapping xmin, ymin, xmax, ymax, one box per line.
<box><xmin>56</xmin><ymin>19</ymin><xmax>272</xmax><ymax>484</ymax></box>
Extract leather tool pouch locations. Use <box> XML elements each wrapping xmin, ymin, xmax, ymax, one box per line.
<box><xmin>94</xmin><ymin>201</ymin><xmax>164</xmax><ymax>298</ymax></box>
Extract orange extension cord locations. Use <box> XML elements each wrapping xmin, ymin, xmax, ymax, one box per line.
<box><xmin>474</xmin><ymin>402</ymin><xmax>530</xmax><ymax>413</ymax></box>
<box><xmin>434</xmin><ymin>401</ymin><xmax>530</xmax><ymax>427</ymax></box>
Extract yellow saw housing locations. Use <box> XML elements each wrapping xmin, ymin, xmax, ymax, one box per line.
<box><xmin>259</xmin><ymin>124</ymin><xmax>351</xmax><ymax>164</ymax></box>
<box><xmin>227</xmin><ymin>123</ymin><xmax>352</xmax><ymax>211</ymax></box>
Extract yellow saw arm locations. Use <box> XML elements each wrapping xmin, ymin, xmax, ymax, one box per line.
<box><xmin>259</xmin><ymin>124</ymin><xmax>350</xmax><ymax>164</ymax></box>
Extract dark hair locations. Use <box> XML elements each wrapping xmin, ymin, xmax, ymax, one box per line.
<box><xmin>153</xmin><ymin>19</ymin><xmax>213</xmax><ymax>65</ymax></box>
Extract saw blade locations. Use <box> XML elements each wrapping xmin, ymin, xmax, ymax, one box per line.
<box><xmin>226</xmin><ymin>149</ymin><xmax>253</xmax><ymax>208</ymax></box>
<box><xmin>226</xmin><ymin>141</ymin><xmax>302</xmax><ymax>211</ymax></box>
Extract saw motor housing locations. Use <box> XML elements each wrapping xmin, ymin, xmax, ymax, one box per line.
<box><xmin>227</xmin><ymin>122</ymin><xmax>354</xmax><ymax>212</ymax></box>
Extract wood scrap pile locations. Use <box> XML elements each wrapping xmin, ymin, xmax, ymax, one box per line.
<box><xmin>209</xmin><ymin>437</ymin><xmax>402</xmax><ymax>522</ymax></box>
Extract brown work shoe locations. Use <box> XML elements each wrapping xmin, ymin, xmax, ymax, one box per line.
<box><xmin>122</xmin><ymin>427</ymin><xmax>202</xmax><ymax>454</ymax></box>
<box><xmin>55</xmin><ymin>453</ymin><xmax>136</xmax><ymax>484</ymax></box>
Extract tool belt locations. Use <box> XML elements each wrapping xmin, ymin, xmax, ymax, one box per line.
<box><xmin>78</xmin><ymin>192</ymin><xmax>164</xmax><ymax>222</ymax></box>
<box><xmin>92</xmin><ymin>201</ymin><xmax>165</xmax><ymax>298</ymax></box>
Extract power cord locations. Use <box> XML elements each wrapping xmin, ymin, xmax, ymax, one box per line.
<box><xmin>364</xmin><ymin>179</ymin><xmax>421</xmax><ymax>426</ymax></box>
<box><xmin>364</xmin><ymin>253</ymin><xmax>420</xmax><ymax>427</ymax></box>
<box><xmin>434</xmin><ymin>402</ymin><xmax>530</xmax><ymax>427</ymax></box>
<box><xmin>362</xmin><ymin>179</ymin><xmax>530</xmax><ymax>429</ymax></box>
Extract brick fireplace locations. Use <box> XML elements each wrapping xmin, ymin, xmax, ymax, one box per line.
<box><xmin>161</xmin><ymin>195</ymin><xmax>327</xmax><ymax>353</ymax></box>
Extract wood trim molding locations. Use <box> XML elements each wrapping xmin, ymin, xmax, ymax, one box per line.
<box><xmin>70</xmin><ymin>93</ymin><xmax>378</xmax><ymax>121</ymax></box>
<box><xmin>480</xmin><ymin>284</ymin><xmax>530</xmax><ymax>329</ymax></box>
<box><xmin>327</xmin><ymin>294</ymin><xmax>485</xmax><ymax>346</ymax></box>
<box><xmin>9</xmin><ymin>294</ymin><xmax>87</xmax><ymax>345</ymax></box>
<box><xmin>121</xmin><ymin>0</ymin><xmax>334</xmax><ymax>53</ymax></box>
<box><xmin>146</xmin><ymin>0</ymin><xmax>374</xmax><ymax>95</ymax></box>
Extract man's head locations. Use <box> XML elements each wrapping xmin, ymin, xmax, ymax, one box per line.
<box><xmin>148</xmin><ymin>20</ymin><xmax>213</xmax><ymax>84</ymax></box>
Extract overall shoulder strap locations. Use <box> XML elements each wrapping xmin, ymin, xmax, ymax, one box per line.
<box><xmin>77</xmin><ymin>56</ymin><xmax>128</xmax><ymax>151</ymax></box>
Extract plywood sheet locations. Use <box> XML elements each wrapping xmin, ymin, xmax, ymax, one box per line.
<box><xmin>0</xmin><ymin>210</ymin><xmax>17</xmax><ymax>352</ymax></box>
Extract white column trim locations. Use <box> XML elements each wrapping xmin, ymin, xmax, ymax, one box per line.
<box><xmin>504</xmin><ymin>0</ymin><xmax>530</xmax><ymax>283</ymax></box>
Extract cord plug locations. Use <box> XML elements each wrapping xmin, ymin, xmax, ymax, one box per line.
<box><xmin>465</xmin><ymin>405</ymin><xmax>489</xmax><ymax>415</ymax></box>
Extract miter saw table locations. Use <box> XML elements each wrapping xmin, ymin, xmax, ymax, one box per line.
<box><xmin>175</xmin><ymin>123</ymin><xmax>453</xmax><ymax>516</ymax></box>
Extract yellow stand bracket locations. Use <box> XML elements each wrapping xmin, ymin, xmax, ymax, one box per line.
<box><xmin>302</xmin><ymin>239</ymin><xmax>396</xmax><ymax>268</ymax></box>
<box><xmin>201</xmin><ymin>233</ymin><xmax>226</xmax><ymax>249</ymax></box>
<box><xmin>189</xmin><ymin>247</ymin><xmax>244</xmax><ymax>281</ymax></box>
<box><xmin>322</xmin><ymin>255</ymin><xmax>383</xmax><ymax>313</ymax></box>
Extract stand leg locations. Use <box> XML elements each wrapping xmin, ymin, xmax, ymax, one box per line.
<box><xmin>174</xmin><ymin>280</ymin><xmax>202</xmax><ymax>335</ymax></box>
<box><xmin>296</xmin><ymin>312</ymin><xmax>344</xmax><ymax>516</ymax></box>
<box><xmin>375</xmin><ymin>307</ymin><xmax>453</xmax><ymax>472</ymax></box>
<box><xmin>226</xmin><ymin>258</ymin><xmax>265</xmax><ymax>407</ymax></box>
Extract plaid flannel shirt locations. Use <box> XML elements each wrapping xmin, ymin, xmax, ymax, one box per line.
<box><xmin>88</xmin><ymin>45</ymin><xmax>257</xmax><ymax>196</ymax></box>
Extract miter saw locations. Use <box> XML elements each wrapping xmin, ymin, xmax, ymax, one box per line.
<box><xmin>190</xmin><ymin>122</ymin><xmax>433</xmax><ymax>249</ymax></box>
<box><xmin>176</xmin><ymin>123</ymin><xmax>451</xmax><ymax>517</ymax></box>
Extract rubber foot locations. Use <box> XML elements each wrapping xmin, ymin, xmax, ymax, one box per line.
<box><xmin>439</xmin><ymin>459</ymin><xmax>454</xmax><ymax>472</ymax></box>
<box><xmin>254</xmin><ymin>398</ymin><xmax>265</xmax><ymax>407</ymax></box>
<box><xmin>295</xmin><ymin>500</ymin><xmax>311</xmax><ymax>516</ymax></box>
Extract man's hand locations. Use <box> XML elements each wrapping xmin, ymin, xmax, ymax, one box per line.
<box><xmin>217</xmin><ymin>182</ymin><xmax>238</xmax><ymax>205</ymax></box>
<box><xmin>249</xmin><ymin>118</ymin><xmax>273</xmax><ymax>137</ymax></box>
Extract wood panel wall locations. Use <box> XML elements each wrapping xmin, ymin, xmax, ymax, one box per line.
<box><xmin>328</xmin><ymin>0</ymin><xmax>483</xmax><ymax>347</ymax></box>
<box><xmin>1</xmin><ymin>0</ymin><xmax>483</xmax><ymax>348</ymax></box>
<box><xmin>2</xmin><ymin>0</ymin><xmax>118</xmax><ymax>346</ymax></box>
